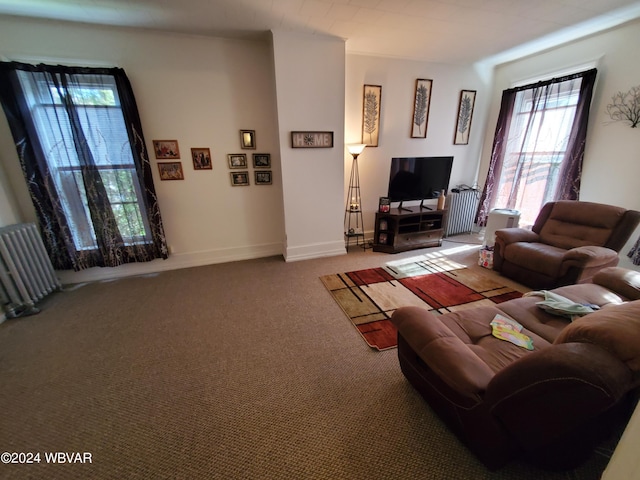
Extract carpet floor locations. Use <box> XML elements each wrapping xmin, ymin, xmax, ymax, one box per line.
<box><xmin>0</xmin><ymin>236</ymin><xmax>621</xmax><ymax>479</ymax></box>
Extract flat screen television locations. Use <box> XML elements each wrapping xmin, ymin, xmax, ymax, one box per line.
<box><xmin>387</xmin><ymin>156</ymin><xmax>453</xmax><ymax>206</ymax></box>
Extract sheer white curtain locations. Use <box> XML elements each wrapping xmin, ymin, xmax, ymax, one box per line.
<box><xmin>0</xmin><ymin>62</ymin><xmax>168</xmax><ymax>270</ymax></box>
<box><xmin>477</xmin><ymin>69</ymin><xmax>597</xmax><ymax>228</ymax></box>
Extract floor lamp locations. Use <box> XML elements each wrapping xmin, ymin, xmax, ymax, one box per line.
<box><xmin>344</xmin><ymin>144</ymin><xmax>367</xmax><ymax>249</ymax></box>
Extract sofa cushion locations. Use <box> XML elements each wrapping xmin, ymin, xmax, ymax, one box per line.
<box><xmin>538</xmin><ymin>202</ymin><xmax>625</xmax><ymax>250</ymax></box>
<box><xmin>439</xmin><ymin>307</ymin><xmax>551</xmax><ymax>373</ymax></box>
<box><xmin>503</xmin><ymin>242</ymin><xmax>567</xmax><ymax>277</ymax></box>
<box><xmin>554</xmin><ymin>300</ymin><xmax>640</xmax><ymax>372</ymax></box>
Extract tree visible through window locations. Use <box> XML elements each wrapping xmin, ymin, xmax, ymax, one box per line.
<box><xmin>0</xmin><ymin>63</ymin><xmax>168</xmax><ymax>270</ymax></box>
<box><xmin>24</xmin><ymin>75</ymin><xmax>150</xmax><ymax>250</ymax></box>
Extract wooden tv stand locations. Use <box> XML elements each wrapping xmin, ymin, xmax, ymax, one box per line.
<box><xmin>373</xmin><ymin>206</ymin><xmax>447</xmax><ymax>253</ymax></box>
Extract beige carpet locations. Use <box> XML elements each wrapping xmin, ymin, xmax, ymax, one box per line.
<box><xmin>0</xmin><ymin>238</ymin><xmax>620</xmax><ymax>479</ymax></box>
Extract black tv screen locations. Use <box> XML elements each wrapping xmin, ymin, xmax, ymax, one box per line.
<box><xmin>387</xmin><ymin>156</ymin><xmax>453</xmax><ymax>203</ymax></box>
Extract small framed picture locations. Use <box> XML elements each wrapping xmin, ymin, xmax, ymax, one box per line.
<box><xmin>228</xmin><ymin>154</ymin><xmax>247</xmax><ymax>169</ymax></box>
<box><xmin>378</xmin><ymin>196</ymin><xmax>390</xmax><ymax>213</ymax></box>
<box><xmin>255</xmin><ymin>170</ymin><xmax>272</xmax><ymax>185</ymax></box>
<box><xmin>153</xmin><ymin>140</ymin><xmax>180</xmax><ymax>159</ymax></box>
<box><xmin>230</xmin><ymin>171</ymin><xmax>250</xmax><ymax>186</ymax></box>
<box><xmin>158</xmin><ymin>162</ymin><xmax>184</xmax><ymax>180</ymax></box>
<box><xmin>378</xmin><ymin>233</ymin><xmax>388</xmax><ymax>245</ymax></box>
<box><xmin>240</xmin><ymin>130</ymin><xmax>256</xmax><ymax>149</ymax></box>
<box><xmin>191</xmin><ymin>148</ymin><xmax>212</xmax><ymax>170</ymax></box>
<box><xmin>253</xmin><ymin>153</ymin><xmax>271</xmax><ymax>168</ymax></box>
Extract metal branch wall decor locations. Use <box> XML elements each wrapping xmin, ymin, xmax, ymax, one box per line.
<box><xmin>362</xmin><ymin>85</ymin><xmax>382</xmax><ymax>147</ymax></box>
<box><xmin>411</xmin><ymin>79</ymin><xmax>433</xmax><ymax>138</ymax></box>
<box><xmin>606</xmin><ymin>85</ymin><xmax>640</xmax><ymax>128</ymax></box>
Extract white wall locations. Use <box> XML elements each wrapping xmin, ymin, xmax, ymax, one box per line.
<box><xmin>477</xmin><ymin>18</ymin><xmax>640</xmax><ymax>270</ymax></box>
<box><xmin>0</xmin><ymin>159</ymin><xmax>18</xmax><ymax>226</ymax></box>
<box><xmin>271</xmin><ymin>31</ymin><xmax>346</xmax><ymax>261</ymax></box>
<box><xmin>0</xmin><ymin>16</ymin><xmax>286</xmax><ymax>283</ymax></box>
<box><xmin>345</xmin><ymin>54</ymin><xmax>491</xmax><ymax>237</ymax></box>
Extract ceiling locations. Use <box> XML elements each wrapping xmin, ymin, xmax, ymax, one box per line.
<box><xmin>1</xmin><ymin>0</ymin><xmax>640</xmax><ymax>66</ymax></box>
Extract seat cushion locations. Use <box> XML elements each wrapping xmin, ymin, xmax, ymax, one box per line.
<box><xmin>503</xmin><ymin>242</ymin><xmax>567</xmax><ymax>278</ymax></box>
<box><xmin>439</xmin><ymin>306</ymin><xmax>551</xmax><ymax>373</ymax></box>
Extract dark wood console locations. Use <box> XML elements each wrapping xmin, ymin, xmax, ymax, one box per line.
<box><xmin>373</xmin><ymin>206</ymin><xmax>447</xmax><ymax>253</ymax></box>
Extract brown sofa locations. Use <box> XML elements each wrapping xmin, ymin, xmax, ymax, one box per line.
<box><xmin>391</xmin><ymin>266</ymin><xmax>640</xmax><ymax>470</ymax></box>
<box><xmin>493</xmin><ymin>200</ymin><xmax>640</xmax><ymax>290</ymax></box>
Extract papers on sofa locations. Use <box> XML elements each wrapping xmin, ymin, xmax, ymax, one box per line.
<box><xmin>490</xmin><ymin>314</ymin><xmax>534</xmax><ymax>350</ymax></box>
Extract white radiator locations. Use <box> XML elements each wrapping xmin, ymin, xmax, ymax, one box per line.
<box><xmin>0</xmin><ymin>223</ymin><xmax>61</xmax><ymax>318</ymax></box>
<box><xmin>444</xmin><ymin>190</ymin><xmax>480</xmax><ymax>237</ymax></box>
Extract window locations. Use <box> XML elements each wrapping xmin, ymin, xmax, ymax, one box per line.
<box><xmin>0</xmin><ymin>62</ymin><xmax>167</xmax><ymax>270</ymax></box>
<box><xmin>493</xmin><ymin>80</ymin><xmax>582</xmax><ymax>226</ymax></box>
<box><xmin>476</xmin><ymin>69</ymin><xmax>597</xmax><ymax>229</ymax></box>
<box><xmin>18</xmin><ymin>72</ymin><xmax>151</xmax><ymax>250</ymax></box>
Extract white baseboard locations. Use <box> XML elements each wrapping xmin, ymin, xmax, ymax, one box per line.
<box><xmin>56</xmin><ymin>242</ymin><xmax>284</xmax><ymax>285</ymax></box>
<box><xmin>284</xmin><ymin>240</ymin><xmax>346</xmax><ymax>262</ymax></box>
<box><xmin>53</xmin><ymin>237</ymin><xmax>356</xmax><ymax>285</ymax></box>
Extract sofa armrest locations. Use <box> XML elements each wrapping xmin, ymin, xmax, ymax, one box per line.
<box><xmin>485</xmin><ymin>343</ymin><xmax>632</xmax><ymax>450</ymax></box>
<box><xmin>593</xmin><ymin>267</ymin><xmax>640</xmax><ymax>300</ymax></box>
<box><xmin>391</xmin><ymin>306</ymin><xmax>494</xmax><ymax>398</ymax></box>
<box><xmin>495</xmin><ymin>228</ymin><xmax>540</xmax><ymax>246</ymax></box>
<box><xmin>493</xmin><ymin>228</ymin><xmax>540</xmax><ymax>271</ymax></box>
<box><xmin>562</xmin><ymin>245</ymin><xmax>619</xmax><ymax>268</ymax></box>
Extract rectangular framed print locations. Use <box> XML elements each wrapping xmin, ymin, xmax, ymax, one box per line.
<box><xmin>230</xmin><ymin>171</ymin><xmax>250</xmax><ymax>186</ymax></box>
<box><xmin>411</xmin><ymin>79</ymin><xmax>432</xmax><ymax>138</ymax></box>
<box><xmin>191</xmin><ymin>148</ymin><xmax>212</xmax><ymax>170</ymax></box>
<box><xmin>228</xmin><ymin>154</ymin><xmax>248</xmax><ymax>169</ymax></box>
<box><xmin>454</xmin><ymin>90</ymin><xmax>476</xmax><ymax>145</ymax></box>
<box><xmin>255</xmin><ymin>171</ymin><xmax>272</xmax><ymax>185</ymax></box>
<box><xmin>291</xmin><ymin>131</ymin><xmax>333</xmax><ymax>148</ymax></box>
<box><xmin>157</xmin><ymin>162</ymin><xmax>184</xmax><ymax>180</ymax></box>
<box><xmin>362</xmin><ymin>84</ymin><xmax>382</xmax><ymax>147</ymax></box>
<box><xmin>153</xmin><ymin>140</ymin><xmax>180</xmax><ymax>159</ymax></box>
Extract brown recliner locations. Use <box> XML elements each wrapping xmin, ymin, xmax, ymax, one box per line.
<box><xmin>493</xmin><ymin>200</ymin><xmax>640</xmax><ymax>290</ymax></box>
<box><xmin>392</xmin><ymin>267</ymin><xmax>640</xmax><ymax>471</ymax></box>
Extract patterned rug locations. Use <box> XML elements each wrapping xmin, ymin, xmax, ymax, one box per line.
<box><xmin>320</xmin><ymin>254</ymin><xmax>523</xmax><ymax>350</ymax></box>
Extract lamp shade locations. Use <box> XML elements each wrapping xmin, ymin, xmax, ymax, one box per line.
<box><xmin>347</xmin><ymin>144</ymin><xmax>366</xmax><ymax>156</ymax></box>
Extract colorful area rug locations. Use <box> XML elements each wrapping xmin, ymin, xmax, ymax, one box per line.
<box><xmin>320</xmin><ymin>254</ymin><xmax>523</xmax><ymax>351</ymax></box>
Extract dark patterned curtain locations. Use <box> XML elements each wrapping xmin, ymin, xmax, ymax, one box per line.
<box><xmin>628</xmin><ymin>237</ymin><xmax>640</xmax><ymax>265</ymax></box>
<box><xmin>0</xmin><ymin>62</ymin><xmax>168</xmax><ymax>270</ymax></box>
<box><xmin>476</xmin><ymin>68</ymin><xmax>597</xmax><ymax>227</ymax></box>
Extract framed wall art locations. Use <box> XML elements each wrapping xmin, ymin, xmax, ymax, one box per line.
<box><xmin>291</xmin><ymin>131</ymin><xmax>333</xmax><ymax>148</ymax></box>
<box><xmin>255</xmin><ymin>171</ymin><xmax>272</xmax><ymax>185</ymax></box>
<box><xmin>157</xmin><ymin>162</ymin><xmax>184</xmax><ymax>180</ymax></box>
<box><xmin>253</xmin><ymin>153</ymin><xmax>271</xmax><ymax>168</ymax></box>
<box><xmin>411</xmin><ymin>79</ymin><xmax>433</xmax><ymax>138</ymax></box>
<box><xmin>240</xmin><ymin>130</ymin><xmax>256</xmax><ymax>149</ymax></box>
<box><xmin>454</xmin><ymin>90</ymin><xmax>477</xmax><ymax>145</ymax></box>
<box><xmin>228</xmin><ymin>154</ymin><xmax>247</xmax><ymax>169</ymax></box>
<box><xmin>191</xmin><ymin>148</ymin><xmax>212</xmax><ymax>170</ymax></box>
<box><xmin>153</xmin><ymin>140</ymin><xmax>180</xmax><ymax>159</ymax></box>
<box><xmin>362</xmin><ymin>84</ymin><xmax>382</xmax><ymax>147</ymax></box>
<box><xmin>230</xmin><ymin>171</ymin><xmax>250</xmax><ymax>186</ymax></box>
